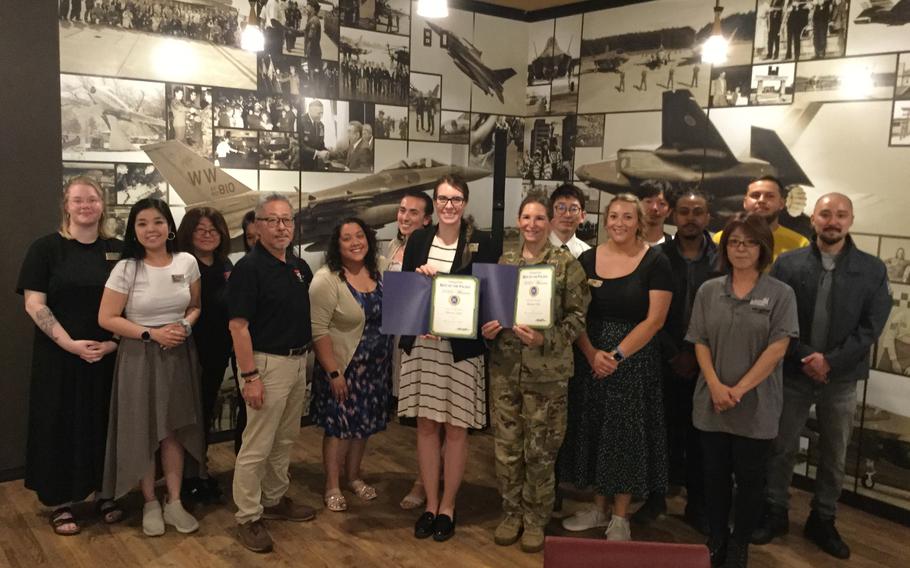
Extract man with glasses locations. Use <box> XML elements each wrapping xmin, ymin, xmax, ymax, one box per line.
<box><xmin>752</xmin><ymin>193</ymin><xmax>891</xmax><ymax>559</ymax></box>
<box><xmin>228</xmin><ymin>194</ymin><xmax>316</xmax><ymax>553</ymax></box>
<box><xmin>548</xmin><ymin>184</ymin><xmax>590</xmax><ymax>259</ymax></box>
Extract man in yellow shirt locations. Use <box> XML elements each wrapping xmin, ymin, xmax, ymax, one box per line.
<box><xmin>713</xmin><ymin>175</ymin><xmax>809</xmax><ymax>261</ymax></box>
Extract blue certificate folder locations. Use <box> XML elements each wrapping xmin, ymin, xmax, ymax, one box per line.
<box><xmin>380</xmin><ymin>271</ymin><xmax>431</xmax><ymax>336</ymax></box>
<box><xmin>472</xmin><ymin>263</ymin><xmax>519</xmax><ymax>329</ymax></box>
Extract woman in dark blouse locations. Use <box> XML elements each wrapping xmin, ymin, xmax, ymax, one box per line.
<box><xmin>558</xmin><ymin>193</ymin><xmax>673</xmax><ymax>541</ymax></box>
<box><xmin>176</xmin><ymin>207</ymin><xmax>234</xmax><ymax>502</ymax></box>
<box><xmin>17</xmin><ymin>176</ymin><xmax>123</xmax><ymax>535</ymax></box>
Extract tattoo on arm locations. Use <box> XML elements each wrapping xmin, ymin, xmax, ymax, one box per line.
<box><xmin>36</xmin><ymin>307</ymin><xmax>60</xmax><ymax>343</ymax></box>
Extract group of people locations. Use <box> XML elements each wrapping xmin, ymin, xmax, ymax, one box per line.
<box><xmin>340</xmin><ymin>59</ymin><xmax>409</xmax><ymax>105</ymax></box>
<box><xmin>214</xmin><ymin>92</ymin><xmax>299</xmax><ymax>133</ymax></box>
<box><xmin>412</xmin><ymin>96</ymin><xmax>439</xmax><ymax>136</ymax></box>
<box><xmin>59</xmin><ymin>0</ymin><xmax>241</xmax><ymax>47</ymax></box>
<box><xmin>18</xmin><ymin>172</ymin><xmax>891</xmax><ymax>567</ymax></box>
<box><xmin>763</xmin><ymin>0</ymin><xmax>844</xmax><ymax>61</ymax></box>
<box><xmin>374</xmin><ymin>109</ymin><xmax>408</xmax><ymax>140</ymax></box>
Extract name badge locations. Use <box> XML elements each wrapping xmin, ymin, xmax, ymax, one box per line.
<box><xmin>587</xmin><ymin>278</ymin><xmax>603</xmax><ymax>288</ymax></box>
<box><xmin>171</xmin><ymin>274</ymin><xmax>186</xmax><ymax>283</ymax></box>
<box><xmin>468</xmin><ymin>243</ymin><xmax>479</xmax><ymax>252</ymax></box>
<box><xmin>293</xmin><ymin>268</ymin><xmax>305</xmax><ymax>283</ymax></box>
<box><xmin>105</xmin><ymin>252</ymin><xmax>121</xmax><ymax>261</ymax></box>
<box><xmin>750</xmin><ymin>297</ymin><xmax>770</xmax><ymax>308</ymax></box>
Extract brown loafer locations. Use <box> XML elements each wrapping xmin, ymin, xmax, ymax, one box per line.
<box><xmin>262</xmin><ymin>496</ymin><xmax>316</xmax><ymax>522</ymax></box>
<box><xmin>237</xmin><ymin>519</ymin><xmax>273</xmax><ymax>553</ymax></box>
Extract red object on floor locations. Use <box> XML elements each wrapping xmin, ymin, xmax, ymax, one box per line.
<box><xmin>543</xmin><ymin>536</ymin><xmax>710</xmax><ymax>568</ymax></box>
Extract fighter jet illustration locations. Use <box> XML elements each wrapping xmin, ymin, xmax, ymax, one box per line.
<box><xmin>424</xmin><ymin>21</ymin><xmax>516</xmax><ymax>103</ymax></box>
<box><xmin>854</xmin><ymin>0</ymin><xmax>910</xmax><ymax>25</ymax></box>
<box><xmin>142</xmin><ymin>140</ymin><xmax>488</xmax><ymax>248</ymax></box>
<box><xmin>62</xmin><ymin>78</ymin><xmax>166</xmax><ymax>151</ymax></box>
<box><xmin>575</xmin><ymin>90</ymin><xmax>812</xmax><ymax>220</ymax></box>
<box><xmin>339</xmin><ymin>35</ymin><xmax>368</xmax><ymax>60</ymax></box>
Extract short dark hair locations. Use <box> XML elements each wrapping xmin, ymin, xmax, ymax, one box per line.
<box><xmin>519</xmin><ymin>195</ymin><xmax>552</xmax><ymax>220</ymax></box>
<box><xmin>242</xmin><ymin>210</ymin><xmax>257</xmax><ymax>252</ymax></box>
<box><xmin>633</xmin><ymin>179</ymin><xmax>669</xmax><ymax>200</ymax></box>
<box><xmin>404</xmin><ymin>190</ymin><xmax>434</xmax><ymax>218</ymax></box>
<box><xmin>748</xmin><ymin>175</ymin><xmax>787</xmax><ymax>198</ymax></box>
<box><xmin>548</xmin><ymin>183</ymin><xmax>586</xmax><ymax>216</ymax></box>
<box><xmin>718</xmin><ymin>212</ymin><xmax>774</xmax><ymax>273</ymax></box>
<box><xmin>668</xmin><ymin>186</ymin><xmax>710</xmax><ymax>209</ymax></box>
<box><xmin>325</xmin><ymin>217</ymin><xmax>381</xmax><ymax>282</ymax></box>
<box><xmin>433</xmin><ymin>174</ymin><xmax>470</xmax><ymax>202</ymax></box>
<box><xmin>121</xmin><ymin>198</ymin><xmax>178</xmax><ymax>260</ymax></box>
<box><xmin>176</xmin><ymin>206</ymin><xmax>231</xmax><ymax>262</ymax></box>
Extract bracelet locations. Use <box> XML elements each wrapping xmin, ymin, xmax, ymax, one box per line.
<box><xmin>111</xmin><ymin>336</ymin><xmax>121</xmax><ymax>344</ymax></box>
<box><xmin>240</xmin><ymin>368</ymin><xmax>260</xmax><ymax>378</ymax></box>
<box><xmin>243</xmin><ymin>374</ymin><xmax>261</xmax><ymax>384</ymax></box>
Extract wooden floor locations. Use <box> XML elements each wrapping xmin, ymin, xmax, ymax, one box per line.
<box><xmin>1</xmin><ymin>422</ymin><xmax>908</xmax><ymax>567</ymax></box>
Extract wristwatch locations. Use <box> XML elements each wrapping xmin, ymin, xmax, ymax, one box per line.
<box><xmin>141</xmin><ymin>329</ymin><xmax>152</xmax><ymax>342</ymax></box>
<box><xmin>329</xmin><ymin>370</ymin><xmax>341</xmax><ymax>379</ymax></box>
<box><xmin>613</xmin><ymin>347</ymin><xmax>625</xmax><ymax>363</ymax></box>
<box><xmin>178</xmin><ymin>318</ymin><xmax>193</xmax><ymax>336</ymax></box>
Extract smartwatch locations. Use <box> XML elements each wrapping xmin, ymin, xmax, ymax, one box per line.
<box><xmin>179</xmin><ymin>318</ymin><xmax>193</xmax><ymax>336</ymax></box>
<box><xmin>613</xmin><ymin>347</ymin><xmax>625</xmax><ymax>363</ymax></box>
<box><xmin>329</xmin><ymin>370</ymin><xmax>341</xmax><ymax>379</ymax></box>
<box><xmin>141</xmin><ymin>329</ymin><xmax>152</xmax><ymax>342</ymax></box>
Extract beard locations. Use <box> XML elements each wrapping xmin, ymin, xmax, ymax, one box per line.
<box><xmin>818</xmin><ymin>230</ymin><xmax>845</xmax><ymax>245</ymax></box>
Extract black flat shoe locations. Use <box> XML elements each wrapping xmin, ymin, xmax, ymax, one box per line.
<box><xmin>432</xmin><ymin>512</ymin><xmax>456</xmax><ymax>542</ymax></box>
<box><xmin>415</xmin><ymin>511</ymin><xmax>435</xmax><ymax>539</ymax></box>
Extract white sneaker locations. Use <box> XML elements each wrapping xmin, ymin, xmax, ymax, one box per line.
<box><xmin>561</xmin><ymin>507</ymin><xmax>609</xmax><ymax>532</ymax></box>
<box><xmin>142</xmin><ymin>500</ymin><xmax>165</xmax><ymax>537</ymax></box>
<box><xmin>605</xmin><ymin>515</ymin><xmax>631</xmax><ymax>541</ymax></box>
<box><xmin>163</xmin><ymin>499</ymin><xmax>199</xmax><ymax>534</ymax></box>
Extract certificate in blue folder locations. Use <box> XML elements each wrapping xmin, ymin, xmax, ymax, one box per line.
<box><xmin>471</xmin><ymin>263</ymin><xmax>518</xmax><ymax>328</ymax></box>
<box><xmin>380</xmin><ymin>271</ymin><xmax>431</xmax><ymax>336</ymax></box>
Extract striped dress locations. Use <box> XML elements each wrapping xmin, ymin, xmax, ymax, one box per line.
<box><xmin>397</xmin><ymin>236</ymin><xmax>487</xmax><ymax>429</ymax></box>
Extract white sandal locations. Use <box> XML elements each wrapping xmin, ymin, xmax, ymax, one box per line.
<box><xmin>325</xmin><ymin>489</ymin><xmax>347</xmax><ymax>512</ymax></box>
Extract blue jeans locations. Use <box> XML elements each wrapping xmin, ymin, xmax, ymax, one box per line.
<box><xmin>765</xmin><ymin>377</ymin><xmax>857</xmax><ymax>519</ymax></box>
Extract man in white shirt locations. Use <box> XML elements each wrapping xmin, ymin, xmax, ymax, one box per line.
<box><xmin>259</xmin><ymin>0</ymin><xmax>287</xmax><ymax>63</ymax></box>
<box><xmin>548</xmin><ymin>183</ymin><xmax>591</xmax><ymax>259</ymax></box>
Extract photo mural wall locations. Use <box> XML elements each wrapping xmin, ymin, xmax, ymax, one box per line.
<box><xmin>58</xmin><ymin>0</ymin><xmax>910</xmax><ymax>511</ymax></box>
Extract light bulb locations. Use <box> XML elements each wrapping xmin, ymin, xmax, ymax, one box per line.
<box><xmin>241</xmin><ymin>25</ymin><xmax>264</xmax><ymax>52</ymax></box>
<box><xmin>701</xmin><ymin>34</ymin><xmax>728</xmax><ymax>65</ymax></box>
<box><xmin>417</xmin><ymin>0</ymin><xmax>448</xmax><ymax>19</ymax></box>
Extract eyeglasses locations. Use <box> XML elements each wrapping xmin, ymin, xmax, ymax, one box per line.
<box><xmin>554</xmin><ymin>203</ymin><xmax>582</xmax><ymax>215</ymax></box>
<box><xmin>194</xmin><ymin>227</ymin><xmax>220</xmax><ymax>237</ymax></box>
<box><xmin>727</xmin><ymin>238</ymin><xmax>760</xmax><ymax>249</ymax></box>
<box><xmin>436</xmin><ymin>196</ymin><xmax>465</xmax><ymax>207</ymax></box>
<box><xmin>257</xmin><ymin>216</ymin><xmax>295</xmax><ymax>228</ymax></box>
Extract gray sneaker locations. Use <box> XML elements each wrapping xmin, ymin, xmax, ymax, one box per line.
<box><xmin>237</xmin><ymin>520</ymin><xmax>273</xmax><ymax>553</ymax></box>
<box><xmin>163</xmin><ymin>499</ymin><xmax>199</xmax><ymax>534</ymax></box>
<box><xmin>142</xmin><ymin>500</ymin><xmax>164</xmax><ymax>537</ymax></box>
<box><xmin>561</xmin><ymin>507</ymin><xmax>609</xmax><ymax>532</ymax></box>
<box><xmin>604</xmin><ymin>515</ymin><xmax>631</xmax><ymax>541</ymax></box>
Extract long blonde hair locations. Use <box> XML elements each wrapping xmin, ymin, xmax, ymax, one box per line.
<box><xmin>59</xmin><ymin>175</ymin><xmax>112</xmax><ymax>239</ymax></box>
<box><xmin>604</xmin><ymin>193</ymin><xmax>646</xmax><ymax>241</ymax></box>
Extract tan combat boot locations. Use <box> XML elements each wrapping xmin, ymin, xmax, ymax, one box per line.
<box><xmin>494</xmin><ymin>514</ymin><xmax>523</xmax><ymax>546</ymax></box>
<box><xmin>520</xmin><ymin>525</ymin><xmax>545</xmax><ymax>553</ymax></box>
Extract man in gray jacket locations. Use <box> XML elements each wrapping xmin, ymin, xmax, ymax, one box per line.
<box><xmin>752</xmin><ymin>193</ymin><xmax>892</xmax><ymax>559</ymax></box>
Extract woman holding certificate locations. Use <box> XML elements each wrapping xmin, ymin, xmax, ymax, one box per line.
<box><xmin>558</xmin><ymin>193</ymin><xmax>673</xmax><ymax>542</ymax></box>
<box><xmin>481</xmin><ymin>196</ymin><xmax>590</xmax><ymax>553</ymax></box>
<box><xmin>399</xmin><ymin>175</ymin><xmax>496</xmax><ymax>542</ymax></box>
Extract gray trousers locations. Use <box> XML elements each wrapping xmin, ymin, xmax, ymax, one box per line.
<box><xmin>766</xmin><ymin>377</ymin><xmax>856</xmax><ymax>519</ymax></box>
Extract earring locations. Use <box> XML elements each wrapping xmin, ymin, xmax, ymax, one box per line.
<box><xmin>167</xmin><ymin>231</ymin><xmax>176</xmax><ymax>241</ymax></box>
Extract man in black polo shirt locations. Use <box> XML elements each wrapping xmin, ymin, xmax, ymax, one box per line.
<box><xmin>228</xmin><ymin>193</ymin><xmax>316</xmax><ymax>553</ymax></box>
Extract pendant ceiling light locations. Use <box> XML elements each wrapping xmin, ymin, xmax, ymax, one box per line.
<box><xmin>701</xmin><ymin>0</ymin><xmax>728</xmax><ymax>65</ymax></box>
<box><xmin>241</xmin><ymin>1</ymin><xmax>264</xmax><ymax>52</ymax></box>
<box><xmin>417</xmin><ymin>0</ymin><xmax>449</xmax><ymax>19</ymax></box>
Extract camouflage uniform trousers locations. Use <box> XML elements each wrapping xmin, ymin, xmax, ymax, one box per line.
<box><xmin>492</xmin><ymin>374</ymin><xmax>568</xmax><ymax>530</ymax></box>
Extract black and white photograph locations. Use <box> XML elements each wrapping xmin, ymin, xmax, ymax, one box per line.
<box><xmin>753</xmin><ymin>0</ymin><xmax>849</xmax><ymax>63</ymax></box>
<box><xmin>526</xmin><ymin>84</ymin><xmax>551</xmax><ymax>116</ymax></box>
<box><xmin>469</xmin><ymin>114</ymin><xmax>524</xmax><ymax>177</ymax></box>
<box><xmin>709</xmin><ymin>65</ymin><xmax>752</xmax><ymax>107</ymax></box>
<box><xmin>107</xmin><ymin>205</ymin><xmax>134</xmax><ymax>240</ymax></box>
<box><xmin>875</xmin><ymin>284</ymin><xmax>910</xmax><ymax>374</ymax></box>
<box><xmin>299</xmin><ymin>97</ymin><xmax>353</xmax><ymax>171</ymax></box>
<box><xmin>520</xmin><ymin>114</ymin><xmax>576</xmax><ymax>182</ymax></box>
<box><xmin>577</xmin><ymin>0</ymin><xmax>755</xmax><ymax>114</ymax></box>
<box><xmin>259</xmin><ymin>131</ymin><xmax>301</xmax><ymax>170</ymax></box>
<box><xmin>439</xmin><ymin>111</ymin><xmax>470</xmax><ymax>144</ymax></box>
<box><xmin>214</xmin><ymin>89</ymin><xmax>300</xmax><ymax>132</ymax></box>
<box><xmin>338</xmin><ymin>27</ymin><xmax>409</xmax><ymax>105</ymax></box>
<box><xmin>277</xmin><ymin>0</ymin><xmax>341</xmax><ymax>62</ymax></box>
<box><xmin>896</xmin><ymin>52</ymin><xmax>910</xmax><ymax>99</ymax></box>
<box><xmin>258</xmin><ymin>53</ymin><xmax>339</xmax><ymax>99</ymax></box>
<box><xmin>465</xmin><ymin>14</ymin><xmax>525</xmax><ymax>116</ymax></box>
<box><xmin>114</xmin><ymin>164</ymin><xmax>167</xmax><ymax>205</ymax></box>
<box><xmin>339</xmin><ymin>0</ymin><xmax>410</xmax><ymax>35</ymax></box>
<box><xmin>166</xmin><ymin>83</ymin><xmax>213</xmax><ymax>158</ymax></box>
<box><xmin>320</xmin><ymin>116</ymin><xmax>375</xmax><ymax>173</ymax></box>
<box><xmin>61</xmin><ymin>74</ymin><xmax>166</xmax><ymax>162</ymax></box>
<box><xmin>214</xmin><ymin>128</ymin><xmax>260</xmax><ymax>169</ymax></box>
<box><xmin>794</xmin><ymin>54</ymin><xmax>897</xmax><ymax>102</ymax></box>
<box><xmin>749</xmin><ymin>62</ymin><xmax>796</xmax><ymax>104</ymax></box>
<box><xmin>549</xmin><ymin>15</ymin><xmax>582</xmax><ymax>114</ymax></box>
<box><xmin>575</xmin><ymin>114</ymin><xmax>605</xmax><ymax>148</ymax></box>
<box><xmin>62</xmin><ymin>162</ymin><xmax>116</xmax><ymax>208</ymax></box>
<box><xmin>881</xmin><ymin>237</ymin><xmax>910</xmax><ymax>284</ymax></box>
<box><xmin>59</xmin><ymin>0</ymin><xmax>257</xmax><ymax>90</ymax></box>
<box><xmin>373</xmin><ymin>104</ymin><xmax>408</xmax><ymax>139</ymax></box>
<box><xmin>847</xmin><ymin>0</ymin><xmax>910</xmax><ymax>56</ymax></box>
<box><xmin>410</xmin><ymin>6</ymin><xmax>474</xmax><ymax>111</ymax></box>
<box><xmin>409</xmin><ymin>73</ymin><xmax>442</xmax><ymax>142</ymax></box>
<box><xmin>578</xmin><ymin>182</ymin><xmax>602</xmax><ymax>215</ymax></box>
<box><xmin>893</xmin><ymin>100</ymin><xmax>910</xmax><ymax>146</ymax></box>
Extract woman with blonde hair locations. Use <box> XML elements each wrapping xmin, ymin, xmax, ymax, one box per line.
<box><xmin>17</xmin><ymin>176</ymin><xmax>124</xmax><ymax>535</ymax></box>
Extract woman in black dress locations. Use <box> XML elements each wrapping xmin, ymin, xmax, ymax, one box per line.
<box><xmin>558</xmin><ymin>193</ymin><xmax>673</xmax><ymax>541</ymax></box>
<box><xmin>176</xmin><ymin>207</ymin><xmax>233</xmax><ymax>503</ymax></box>
<box><xmin>17</xmin><ymin>176</ymin><xmax>123</xmax><ymax>535</ymax></box>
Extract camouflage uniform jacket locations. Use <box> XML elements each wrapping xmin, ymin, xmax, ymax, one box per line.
<box><xmin>490</xmin><ymin>242</ymin><xmax>590</xmax><ymax>383</ymax></box>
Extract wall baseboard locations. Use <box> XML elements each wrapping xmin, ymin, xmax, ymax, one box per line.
<box><xmin>792</xmin><ymin>474</ymin><xmax>910</xmax><ymax>527</ymax></box>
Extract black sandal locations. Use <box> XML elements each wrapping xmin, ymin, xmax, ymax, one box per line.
<box><xmin>50</xmin><ymin>507</ymin><xmax>81</xmax><ymax>536</ymax></box>
<box><xmin>96</xmin><ymin>499</ymin><xmax>124</xmax><ymax>524</ymax></box>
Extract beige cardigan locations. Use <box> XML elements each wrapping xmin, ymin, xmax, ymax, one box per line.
<box><xmin>309</xmin><ymin>258</ymin><xmax>389</xmax><ymax>373</ymax></box>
